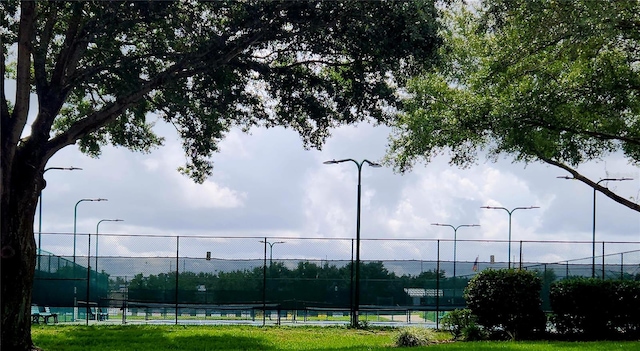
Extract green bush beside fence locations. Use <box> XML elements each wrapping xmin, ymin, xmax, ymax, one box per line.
<box><xmin>464</xmin><ymin>269</ymin><xmax>546</xmax><ymax>339</ymax></box>
<box><xmin>550</xmin><ymin>278</ymin><xmax>640</xmax><ymax>339</ymax></box>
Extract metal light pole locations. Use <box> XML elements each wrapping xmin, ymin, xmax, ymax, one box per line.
<box><xmin>96</xmin><ymin>219</ymin><xmax>124</xmax><ymax>274</ymax></box>
<box><xmin>259</xmin><ymin>240</ymin><xmax>285</xmax><ymax>265</ymax></box>
<box><xmin>324</xmin><ymin>158</ymin><xmax>381</xmax><ymax>328</ymax></box>
<box><xmin>73</xmin><ymin>198</ymin><xmax>107</xmax><ymax>264</ymax></box>
<box><xmin>558</xmin><ymin>176</ymin><xmax>633</xmax><ymax>278</ymax></box>
<box><xmin>430</xmin><ymin>223</ymin><xmax>479</xmax><ymax>280</ymax></box>
<box><xmin>37</xmin><ymin>166</ymin><xmax>82</xmax><ymax>269</ymax></box>
<box><xmin>480</xmin><ymin>206</ymin><xmax>539</xmax><ymax>269</ymax></box>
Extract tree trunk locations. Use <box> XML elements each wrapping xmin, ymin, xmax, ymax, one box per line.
<box><xmin>1</xmin><ymin>153</ymin><xmax>44</xmax><ymax>350</ymax></box>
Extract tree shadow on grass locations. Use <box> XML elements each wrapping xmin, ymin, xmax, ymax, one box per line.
<box><xmin>33</xmin><ymin>326</ymin><xmax>273</xmax><ymax>351</ymax></box>
<box><xmin>34</xmin><ymin>327</ymin><xmax>394</xmax><ymax>351</ymax></box>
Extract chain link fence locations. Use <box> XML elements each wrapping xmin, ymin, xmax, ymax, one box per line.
<box><xmin>33</xmin><ymin>233</ymin><xmax>640</xmax><ymax>326</ymax></box>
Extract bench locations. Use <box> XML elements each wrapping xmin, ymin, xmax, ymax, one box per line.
<box><xmin>88</xmin><ymin>307</ymin><xmax>109</xmax><ymax>321</ymax></box>
<box><xmin>42</xmin><ymin>306</ymin><xmax>58</xmax><ymax>323</ymax></box>
<box><xmin>97</xmin><ymin>307</ymin><xmax>109</xmax><ymax>321</ymax></box>
<box><xmin>31</xmin><ymin>305</ymin><xmax>58</xmax><ymax>324</ymax></box>
<box><xmin>31</xmin><ymin>305</ymin><xmax>41</xmax><ymax>324</ymax></box>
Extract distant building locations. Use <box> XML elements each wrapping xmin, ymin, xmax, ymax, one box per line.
<box><xmin>403</xmin><ymin>288</ymin><xmax>443</xmax><ymax>306</ymax></box>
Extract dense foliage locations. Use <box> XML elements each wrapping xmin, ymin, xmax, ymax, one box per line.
<box><xmin>550</xmin><ymin>278</ymin><xmax>640</xmax><ymax>339</ymax></box>
<box><xmin>386</xmin><ymin>0</ymin><xmax>640</xmax><ymax>212</ymax></box>
<box><xmin>2</xmin><ymin>1</ymin><xmax>442</xmax><ymax>348</ymax></box>
<box><xmin>464</xmin><ymin>269</ymin><xmax>545</xmax><ymax>339</ymax></box>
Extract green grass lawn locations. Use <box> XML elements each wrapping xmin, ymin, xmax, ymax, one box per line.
<box><xmin>31</xmin><ymin>325</ymin><xmax>640</xmax><ymax>351</ymax></box>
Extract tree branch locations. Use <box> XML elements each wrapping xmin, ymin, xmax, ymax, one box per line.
<box><xmin>42</xmin><ymin>32</ymin><xmax>255</xmax><ymax>160</ymax></box>
<box><xmin>40</xmin><ymin>7</ymin><xmax>296</xmax><ymax>164</ymax></box>
<box><xmin>1</xmin><ymin>56</ymin><xmax>8</xmax><ymax>124</ymax></box>
<box><xmin>31</xmin><ymin>3</ymin><xmax>91</xmax><ymax>150</ymax></box>
<box><xmin>540</xmin><ymin>156</ymin><xmax>640</xmax><ymax>212</ymax></box>
<box><xmin>50</xmin><ymin>2</ymin><xmax>84</xmax><ymax>88</ymax></box>
<box><xmin>525</xmin><ymin>118</ymin><xmax>640</xmax><ymax>147</ymax></box>
<box><xmin>8</xmin><ymin>2</ymin><xmax>36</xmax><ymax>140</ymax></box>
<box><xmin>275</xmin><ymin>59</ymin><xmax>355</xmax><ymax>70</ymax></box>
<box><xmin>33</xmin><ymin>4</ymin><xmax>58</xmax><ymax>94</ymax></box>
<box><xmin>43</xmin><ymin>73</ymin><xmax>168</xmax><ymax>159</ymax></box>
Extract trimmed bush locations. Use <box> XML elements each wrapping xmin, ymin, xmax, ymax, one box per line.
<box><xmin>550</xmin><ymin>278</ymin><xmax>640</xmax><ymax>339</ymax></box>
<box><xmin>464</xmin><ymin>269</ymin><xmax>545</xmax><ymax>339</ymax></box>
<box><xmin>613</xmin><ymin>280</ymin><xmax>640</xmax><ymax>336</ymax></box>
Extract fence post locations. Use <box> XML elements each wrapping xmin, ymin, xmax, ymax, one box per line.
<box><xmin>519</xmin><ymin>241</ymin><xmax>523</xmax><ymax>270</ymax></box>
<box><xmin>86</xmin><ymin>231</ymin><xmax>92</xmax><ymax>325</ymax></box>
<box><xmin>621</xmin><ymin>252</ymin><xmax>624</xmax><ymax>280</ymax></box>
<box><xmin>122</xmin><ymin>276</ymin><xmax>128</xmax><ymax>325</ymax></box>
<box><xmin>436</xmin><ymin>239</ymin><xmax>440</xmax><ymax>330</ymax></box>
<box><xmin>263</xmin><ymin>238</ymin><xmax>267</xmax><ymax>326</ymax></box>
<box><xmin>175</xmin><ymin>236</ymin><xmax>179</xmax><ymax>325</ymax></box>
<box><xmin>602</xmin><ymin>242</ymin><xmax>605</xmax><ymax>280</ymax></box>
<box><xmin>350</xmin><ymin>239</ymin><xmax>354</xmax><ymax>327</ymax></box>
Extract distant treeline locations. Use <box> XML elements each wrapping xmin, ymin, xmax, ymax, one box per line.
<box><xmin>121</xmin><ymin>261</ymin><xmax>461</xmax><ymax>309</ymax></box>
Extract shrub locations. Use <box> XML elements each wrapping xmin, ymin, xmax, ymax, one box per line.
<box><xmin>550</xmin><ymin>278</ymin><xmax>611</xmax><ymax>337</ymax></box>
<box><xmin>613</xmin><ymin>280</ymin><xmax>640</xmax><ymax>336</ymax></box>
<box><xmin>461</xmin><ymin>323</ymin><xmax>488</xmax><ymax>341</ymax></box>
<box><xmin>464</xmin><ymin>269</ymin><xmax>545</xmax><ymax>339</ymax></box>
<box><xmin>441</xmin><ymin>309</ymin><xmax>476</xmax><ymax>340</ymax></box>
<box><xmin>550</xmin><ymin>278</ymin><xmax>640</xmax><ymax>339</ymax></box>
<box><xmin>395</xmin><ymin>327</ymin><xmax>434</xmax><ymax>347</ymax></box>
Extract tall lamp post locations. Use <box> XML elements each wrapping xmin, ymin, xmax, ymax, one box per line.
<box><xmin>96</xmin><ymin>219</ymin><xmax>124</xmax><ymax>274</ymax></box>
<box><xmin>480</xmin><ymin>206</ymin><xmax>539</xmax><ymax>269</ymax></box>
<box><xmin>37</xmin><ymin>166</ymin><xmax>82</xmax><ymax>269</ymax></box>
<box><xmin>73</xmin><ymin>198</ymin><xmax>107</xmax><ymax>264</ymax></box>
<box><xmin>430</xmin><ymin>223</ymin><xmax>479</xmax><ymax>280</ymax></box>
<box><xmin>259</xmin><ymin>240</ymin><xmax>285</xmax><ymax>265</ymax></box>
<box><xmin>558</xmin><ymin>176</ymin><xmax>633</xmax><ymax>277</ymax></box>
<box><xmin>323</xmin><ymin>158</ymin><xmax>381</xmax><ymax>328</ymax></box>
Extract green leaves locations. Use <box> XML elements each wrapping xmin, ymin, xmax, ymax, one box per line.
<box><xmin>388</xmin><ymin>0</ymin><xmax>640</xmax><ymax>174</ymax></box>
<box><xmin>464</xmin><ymin>269</ymin><xmax>545</xmax><ymax>339</ymax></box>
<box><xmin>550</xmin><ymin>278</ymin><xmax>640</xmax><ymax>338</ymax></box>
<box><xmin>7</xmin><ymin>1</ymin><xmax>443</xmax><ymax>181</ymax></box>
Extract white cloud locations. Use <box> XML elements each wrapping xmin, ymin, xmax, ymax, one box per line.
<box><xmin>174</xmin><ymin>176</ymin><xmax>247</xmax><ymax>209</ymax></box>
<box><xmin>142</xmin><ymin>158</ymin><xmax>161</xmax><ymax>172</ymax></box>
<box><xmin>33</xmin><ymin>121</ymin><xmax>638</xmax><ymax>269</ymax></box>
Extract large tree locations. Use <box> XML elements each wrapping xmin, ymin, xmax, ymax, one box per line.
<box><xmin>1</xmin><ymin>1</ymin><xmax>442</xmax><ymax>349</ymax></box>
<box><xmin>387</xmin><ymin>0</ymin><xmax>640</xmax><ymax>212</ymax></box>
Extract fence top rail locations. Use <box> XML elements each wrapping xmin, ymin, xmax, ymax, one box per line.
<box><xmin>34</xmin><ymin>232</ymin><xmax>640</xmax><ymax>245</ymax></box>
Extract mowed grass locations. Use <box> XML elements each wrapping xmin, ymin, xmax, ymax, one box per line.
<box><xmin>31</xmin><ymin>325</ymin><xmax>640</xmax><ymax>351</ymax></box>
<box><xmin>32</xmin><ymin>325</ymin><xmax>399</xmax><ymax>351</ymax></box>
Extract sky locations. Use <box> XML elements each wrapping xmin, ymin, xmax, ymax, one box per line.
<box><xmin>3</xmin><ymin>2</ymin><xmax>637</xmax><ymax>280</ymax></box>
<box><xmin>5</xmin><ymin>71</ymin><xmax>639</xmax><ymax>276</ymax></box>
<box><xmin>34</xmin><ymin>113</ymin><xmax>640</xmax><ymax>271</ymax></box>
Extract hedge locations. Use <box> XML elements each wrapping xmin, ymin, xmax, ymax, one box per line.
<box><xmin>464</xmin><ymin>269</ymin><xmax>545</xmax><ymax>339</ymax></box>
<box><xmin>550</xmin><ymin>278</ymin><xmax>640</xmax><ymax>339</ymax></box>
